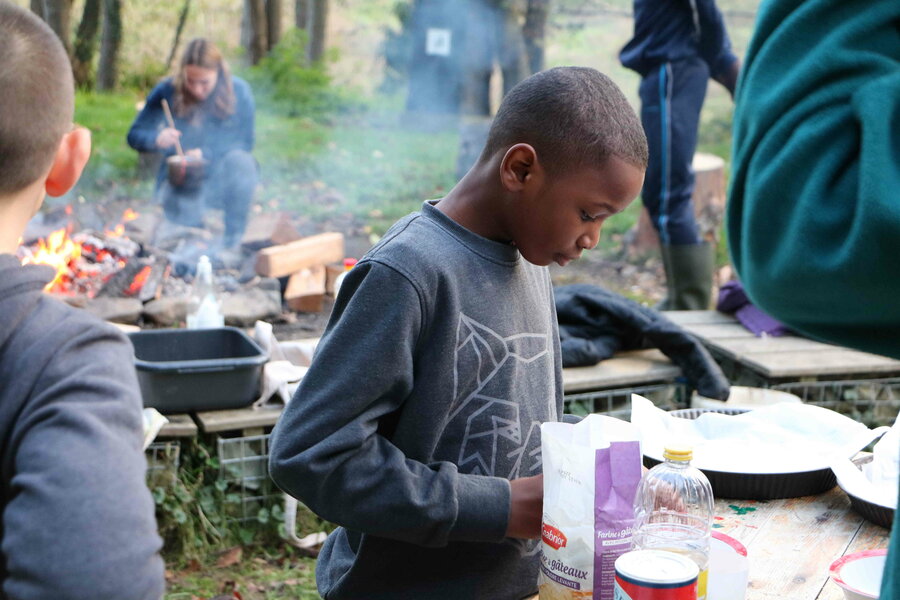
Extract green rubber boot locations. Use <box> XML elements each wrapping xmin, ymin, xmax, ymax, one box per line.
<box><xmin>659</xmin><ymin>242</ymin><xmax>715</xmax><ymax>311</ymax></box>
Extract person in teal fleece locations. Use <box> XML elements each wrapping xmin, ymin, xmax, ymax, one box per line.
<box><xmin>727</xmin><ymin>0</ymin><xmax>899</xmax><ymax>596</ymax></box>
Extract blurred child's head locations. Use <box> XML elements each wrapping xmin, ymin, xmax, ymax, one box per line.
<box><xmin>0</xmin><ymin>1</ymin><xmax>77</xmax><ymax>198</ymax></box>
<box><xmin>480</xmin><ymin>67</ymin><xmax>647</xmax><ymax>267</ymax></box>
<box><xmin>174</xmin><ymin>38</ymin><xmax>235</xmax><ymax>119</ymax></box>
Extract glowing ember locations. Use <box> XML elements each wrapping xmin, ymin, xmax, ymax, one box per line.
<box><xmin>126</xmin><ymin>265</ymin><xmax>153</xmax><ymax>296</ymax></box>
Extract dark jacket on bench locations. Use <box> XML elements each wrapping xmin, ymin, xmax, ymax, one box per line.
<box><xmin>555</xmin><ymin>284</ymin><xmax>729</xmax><ymax>400</ymax></box>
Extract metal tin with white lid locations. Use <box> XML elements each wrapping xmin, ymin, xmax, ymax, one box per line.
<box><xmin>614</xmin><ymin>549</ymin><xmax>699</xmax><ymax>600</ymax></box>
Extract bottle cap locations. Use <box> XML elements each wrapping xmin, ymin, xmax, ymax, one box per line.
<box><xmin>663</xmin><ymin>444</ymin><xmax>693</xmax><ymax>461</ymax></box>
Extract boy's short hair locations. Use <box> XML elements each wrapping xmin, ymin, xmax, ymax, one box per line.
<box><xmin>481</xmin><ymin>66</ymin><xmax>648</xmax><ymax>173</ymax></box>
<box><xmin>0</xmin><ymin>1</ymin><xmax>74</xmax><ymax>196</ymax></box>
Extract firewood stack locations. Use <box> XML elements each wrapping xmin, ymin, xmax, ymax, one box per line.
<box><xmin>246</xmin><ymin>212</ymin><xmax>345</xmax><ymax>313</ymax></box>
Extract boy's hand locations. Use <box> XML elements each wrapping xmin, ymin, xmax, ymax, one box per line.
<box><xmin>155</xmin><ymin>127</ymin><xmax>182</xmax><ymax>149</ymax></box>
<box><xmin>506</xmin><ymin>474</ymin><xmax>543</xmax><ymax>539</ymax></box>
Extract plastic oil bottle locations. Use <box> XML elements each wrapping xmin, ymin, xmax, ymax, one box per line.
<box><xmin>186</xmin><ymin>255</ymin><xmax>224</xmax><ymax>329</ymax></box>
<box><xmin>632</xmin><ymin>444</ymin><xmax>714</xmax><ymax>600</ymax></box>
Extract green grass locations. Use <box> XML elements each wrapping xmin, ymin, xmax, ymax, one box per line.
<box><xmin>75</xmin><ymin>90</ymin><xmax>142</xmax><ymax>177</ymax></box>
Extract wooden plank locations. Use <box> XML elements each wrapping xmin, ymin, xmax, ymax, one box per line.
<box><xmin>158</xmin><ymin>413</ymin><xmax>198</xmax><ymax>438</ymax></box>
<box><xmin>562</xmin><ymin>349</ymin><xmax>681</xmax><ymax>393</ymax></box>
<box><xmin>194</xmin><ymin>406</ymin><xmax>283</xmax><ymax>433</ymax></box>
<box><xmin>741</xmin><ymin>348</ymin><xmax>900</xmax><ymax>379</ymax></box>
<box><xmin>241</xmin><ymin>211</ymin><xmax>301</xmax><ymax>250</ymax></box>
<box><xmin>664</xmin><ymin>310</ymin><xmax>736</xmax><ymax>326</ymax></box>
<box><xmin>716</xmin><ymin>336</ymin><xmax>840</xmax><ymax>356</ymax></box>
<box><xmin>284</xmin><ymin>265</ymin><xmax>326</xmax><ymax>312</ymax></box>
<box><xmin>677</xmin><ymin>323</ymin><xmax>757</xmax><ymax>341</ymax></box>
<box><xmin>254</xmin><ymin>232</ymin><xmax>345</xmax><ymax>278</ymax></box>
<box><xmin>325</xmin><ymin>263</ymin><xmax>344</xmax><ymax>296</ymax></box>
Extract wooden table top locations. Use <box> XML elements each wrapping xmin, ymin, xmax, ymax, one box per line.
<box><xmin>713</xmin><ymin>487</ymin><xmax>890</xmax><ymax>599</ymax></box>
<box><xmin>525</xmin><ymin>487</ymin><xmax>889</xmax><ymax>600</ymax></box>
<box><xmin>664</xmin><ymin>311</ymin><xmax>900</xmax><ymax>380</ymax></box>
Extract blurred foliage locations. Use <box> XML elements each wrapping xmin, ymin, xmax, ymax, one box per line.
<box><xmin>242</xmin><ymin>29</ymin><xmax>363</xmax><ymax>120</ymax></box>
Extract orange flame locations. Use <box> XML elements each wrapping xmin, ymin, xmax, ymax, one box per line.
<box><xmin>21</xmin><ymin>228</ymin><xmax>82</xmax><ymax>292</ymax></box>
<box><xmin>105</xmin><ymin>208</ymin><xmax>139</xmax><ymax>238</ymax></box>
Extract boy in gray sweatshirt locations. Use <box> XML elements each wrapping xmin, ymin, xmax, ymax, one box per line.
<box><xmin>0</xmin><ymin>3</ymin><xmax>164</xmax><ymax>598</ymax></box>
<box><xmin>269</xmin><ymin>66</ymin><xmax>648</xmax><ymax>600</ymax></box>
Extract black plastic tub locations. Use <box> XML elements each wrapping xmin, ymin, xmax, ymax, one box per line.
<box><xmin>128</xmin><ymin>327</ymin><xmax>267</xmax><ymax>414</ymax></box>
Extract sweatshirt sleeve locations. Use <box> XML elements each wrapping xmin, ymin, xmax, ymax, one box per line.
<box><xmin>126</xmin><ymin>82</ymin><xmax>168</xmax><ymax>154</ymax></box>
<box><xmin>727</xmin><ymin>0</ymin><xmax>900</xmax><ymax>359</ymax></box>
<box><xmin>268</xmin><ymin>261</ymin><xmax>511</xmax><ymax>548</ymax></box>
<box><xmin>1</xmin><ymin>317</ymin><xmax>164</xmax><ymax>600</ymax></box>
<box><xmin>694</xmin><ymin>0</ymin><xmax>738</xmax><ymax>79</ymax></box>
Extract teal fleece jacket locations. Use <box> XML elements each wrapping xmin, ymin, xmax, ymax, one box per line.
<box><xmin>728</xmin><ymin>1</ymin><xmax>899</xmax><ymax>598</ymax></box>
<box><xmin>727</xmin><ymin>0</ymin><xmax>900</xmax><ymax>359</ymax></box>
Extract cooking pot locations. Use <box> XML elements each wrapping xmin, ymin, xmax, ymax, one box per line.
<box><xmin>166</xmin><ymin>155</ymin><xmax>208</xmax><ymax>190</ymax></box>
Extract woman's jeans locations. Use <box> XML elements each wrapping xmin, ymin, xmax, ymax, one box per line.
<box><xmin>157</xmin><ymin>149</ymin><xmax>258</xmax><ymax>247</ymax></box>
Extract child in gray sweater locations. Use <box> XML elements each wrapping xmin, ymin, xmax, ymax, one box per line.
<box><xmin>269</xmin><ymin>66</ymin><xmax>648</xmax><ymax>600</ymax></box>
<box><xmin>0</xmin><ymin>3</ymin><xmax>164</xmax><ymax>598</ymax></box>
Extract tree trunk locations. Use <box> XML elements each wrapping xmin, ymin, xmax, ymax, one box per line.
<box><xmin>71</xmin><ymin>0</ymin><xmax>101</xmax><ymax>87</ymax></box>
<box><xmin>523</xmin><ymin>0</ymin><xmax>549</xmax><ymax>74</ymax></box>
<box><xmin>308</xmin><ymin>0</ymin><xmax>328</xmax><ymax>63</ymax></box>
<box><xmin>496</xmin><ymin>3</ymin><xmax>529</xmax><ymax>97</ymax></box>
<box><xmin>42</xmin><ymin>0</ymin><xmax>74</xmax><ymax>57</ymax></box>
<box><xmin>265</xmin><ymin>0</ymin><xmax>282</xmax><ymax>51</ymax></box>
<box><xmin>96</xmin><ymin>0</ymin><xmax>122</xmax><ymax>91</ymax></box>
<box><xmin>165</xmin><ymin>0</ymin><xmax>192</xmax><ymax>71</ymax></box>
<box><xmin>246</xmin><ymin>0</ymin><xmax>268</xmax><ymax>65</ymax></box>
<box><xmin>295</xmin><ymin>0</ymin><xmax>309</xmax><ymax>29</ymax></box>
<box><xmin>241</xmin><ymin>0</ymin><xmax>252</xmax><ymax>55</ymax></box>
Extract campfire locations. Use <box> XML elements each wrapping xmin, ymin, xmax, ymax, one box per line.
<box><xmin>16</xmin><ymin>202</ymin><xmax>348</xmax><ymax>327</ymax></box>
<box><xmin>17</xmin><ymin>207</ymin><xmax>164</xmax><ymax>301</ymax></box>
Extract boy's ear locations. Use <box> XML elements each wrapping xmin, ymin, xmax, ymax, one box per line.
<box><xmin>45</xmin><ymin>127</ymin><xmax>91</xmax><ymax>197</ymax></box>
<box><xmin>500</xmin><ymin>144</ymin><xmax>541</xmax><ymax>192</ymax></box>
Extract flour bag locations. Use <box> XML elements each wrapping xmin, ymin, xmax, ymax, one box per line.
<box><xmin>539</xmin><ymin>414</ymin><xmax>642</xmax><ymax>600</ymax></box>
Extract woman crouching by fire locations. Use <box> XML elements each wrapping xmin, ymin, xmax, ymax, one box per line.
<box><xmin>127</xmin><ymin>38</ymin><xmax>257</xmax><ymax>256</ymax></box>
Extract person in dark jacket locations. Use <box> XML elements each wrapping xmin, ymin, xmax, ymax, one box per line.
<box><xmin>127</xmin><ymin>38</ymin><xmax>257</xmax><ymax>251</ymax></box>
<box><xmin>0</xmin><ymin>3</ymin><xmax>164</xmax><ymax>598</ymax></box>
<box><xmin>728</xmin><ymin>0</ymin><xmax>899</xmax><ymax>595</ymax></box>
<box><xmin>620</xmin><ymin>0</ymin><xmax>740</xmax><ymax>309</ymax></box>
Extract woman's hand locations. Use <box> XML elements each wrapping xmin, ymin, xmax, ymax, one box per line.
<box><xmin>506</xmin><ymin>474</ymin><xmax>543</xmax><ymax>539</ymax></box>
<box><xmin>155</xmin><ymin>127</ymin><xmax>182</xmax><ymax>150</ymax></box>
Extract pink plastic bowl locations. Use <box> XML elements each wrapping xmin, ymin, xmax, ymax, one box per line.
<box><xmin>830</xmin><ymin>549</ymin><xmax>888</xmax><ymax>600</ymax></box>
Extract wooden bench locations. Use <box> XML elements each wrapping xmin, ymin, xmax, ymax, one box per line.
<box><xmin>665</xmin><ymin>310</ymin><xmax>900</xmax><ymax>383</ymax></box>
<box><xmin>562</xmin><ymin>349</ymin><xmax>684</xmax><ymax>417</ymax></box>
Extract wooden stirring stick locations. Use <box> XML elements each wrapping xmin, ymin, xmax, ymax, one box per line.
<box><xmin>160</xmin><ymin>98</ymin><xmax>185</xmax><ymax>157</ymax></box>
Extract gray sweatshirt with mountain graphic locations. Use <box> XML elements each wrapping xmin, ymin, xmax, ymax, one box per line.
<box><xmin>269</xmin><ymin>201</ymin><xmax>564</xmax><ymax>599</ymax></box>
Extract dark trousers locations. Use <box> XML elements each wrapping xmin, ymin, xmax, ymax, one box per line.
<box><xmin>638</xmin><ymin>57</ymin><xmax>709</xmax><ymax>246</ymax></box>
<box><xmin>158</xmin><ymin>149</ymin><xmax>258</xmax><ymax>246</ymax></box>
